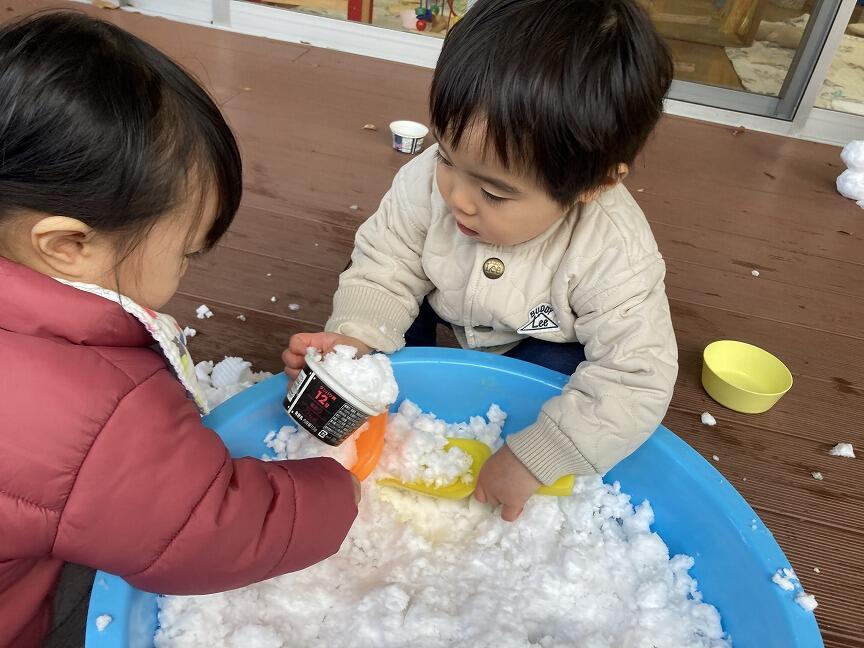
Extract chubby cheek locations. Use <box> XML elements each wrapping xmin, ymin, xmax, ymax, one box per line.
<box><xmin>141</xmin><ymin>259</ymin><xmax>184</xmax><ymax>310</ymax></box>
<box><xmin>435</xmin><ymin>164</ymin><xmax>454</xmax><ymax>204</ymax></box>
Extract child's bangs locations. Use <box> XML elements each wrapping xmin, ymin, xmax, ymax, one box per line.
<box><xmin>430</xmin><ymin>88</ymin><xmax>534</xmax><ymax>179</ymax></box>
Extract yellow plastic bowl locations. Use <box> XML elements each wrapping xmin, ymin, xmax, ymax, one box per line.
<box><xmin>701</xmin><ymin>341</ymin><xmax>792</xmax><ymax>414</ymax></box>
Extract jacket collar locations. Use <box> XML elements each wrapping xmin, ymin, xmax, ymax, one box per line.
<box><xmin>0</xmin><ymin>256</ymin><xmax>153</xmax><ymax>348</ymax></box>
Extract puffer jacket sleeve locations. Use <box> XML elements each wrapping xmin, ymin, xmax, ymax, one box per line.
<box><xmin>507</xmin><ymin>254</ymin><xmax>678</xmax><ymax>484</ymax></box>
<box><xmin>325</xmin><ymin>146</ymin><xmax>438</xmax><ymax>353</ymax></box>
<box><xmin>50</xmin><ymin>367</ymin><xmax>358</xmax><ymax>594</ymax></box>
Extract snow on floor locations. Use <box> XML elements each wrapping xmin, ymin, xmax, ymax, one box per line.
<box><xmin>156</xmin><ymin>355</ymin><xmax>731</xmax><ymax>648</ymax></box>
<box><xmin>828</xmin><ymin>442</ymin><xmax>855</xmax><ymax>458</ymax></box>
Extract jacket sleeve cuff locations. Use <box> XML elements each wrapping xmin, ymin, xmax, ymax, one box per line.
<box><xmin>326</xmin><ymin>284</ymin><xmax>418</xmax><ymax>353</ymax></box>
<box><xmin>506</xmin><ymin>414</ymin><xmax>599</xmax><ymax>484</ymax></box>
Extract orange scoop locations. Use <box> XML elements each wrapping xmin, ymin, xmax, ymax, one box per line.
<box><xmin>349</xmin><ymin>412</ymin><xmax>387</xmax><ymax>481</ymax></box>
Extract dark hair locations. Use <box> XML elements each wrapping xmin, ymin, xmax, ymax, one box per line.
<box><xmin>0</xmin><ymin>11</ymin><xmax>242</xmax><ymax>257</ymax></box>
<box><xmin>430</xmin><ymin>0</ymin><xmax>672</xmax><ymax>205</ymax></box>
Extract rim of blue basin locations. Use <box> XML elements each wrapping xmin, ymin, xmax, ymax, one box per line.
<box><xmin>86</xmin><ymin>347</ymin><xmax>823</xmax><ymax>648</ymax></box>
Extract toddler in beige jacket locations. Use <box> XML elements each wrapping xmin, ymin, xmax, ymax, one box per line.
<box><xmin>285</xmin><ymin>0</ymin><xmax>679</xmax><ymax>521</ymax></box>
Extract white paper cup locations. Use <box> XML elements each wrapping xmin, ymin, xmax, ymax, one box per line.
<box><xmin>389</xmin><ymin>120</ymin><xmax>429</xmax><ymax>154</ymax></box>
<box><xmin>284</xmin><ymin>351</ymin><xmax>381</xmax><ymax>446</ymax></box>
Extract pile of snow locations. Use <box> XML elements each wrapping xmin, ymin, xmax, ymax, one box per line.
<box><xmin>836</xmin><ymin>140</ymin><xmax>864</xmax><ymax>208</ymax></box>
<box><xmin>701</xmin><ymin>412</ymin><xmax>717</xmax><ymax>426</ymax></box>
<box><xmin>94</xmin><ymin>615</ymin><xmax>112</xmax><ymax>632</ymax></box>
<box><xmin>263</xmin><ymin>424</ymin><xmax>358</xmax><ymax>468</ymax></box>
<box><xmin>195</xmin><ymin>357</ymin><xmax>271</xmax><ymax>411</ymax></box>
<box><xmin>155</xmin><ymin>360</ymin><xmax>732</xmax><ymax>648</ymax></box>
<box><xmin>310</xmin><ymin>345</ymin><xmax>398</xmax><ymax>413</ymax></box>
<box><xmin>195</xmin><ymin>304</ymin><xmax>213</xmax><ymax>319</ymax></box>
<box><xmin>156</xmin><ymin>468</ymin><xmax>730</xmax><ymax>647</ymax></box>
<box><xmin>375</xmin><ymin>400</ymin><xmax>505</xmax><ymax>488</ymax></box>
<box><xmin>772</xmin><ymin>568</ymin><xmax>818</xmax><ymax>612</ymax></box>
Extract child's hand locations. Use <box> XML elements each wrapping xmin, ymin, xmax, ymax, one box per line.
<box><xmin>473</xmin><ymin>445</ymin><xmax>541</xmax><ymax>522</ymax></box>
<box><xmin>282</xmin><ymin>332</ymin><xmax>372</xmax><ymax>378</ymax></box>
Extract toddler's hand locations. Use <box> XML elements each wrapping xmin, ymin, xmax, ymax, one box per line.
<box><xmin>473</xmin><ymin>445</ymin><xmax>541</xmax><ymax>522</ymax></box>
<box><xmin>282</xmin><ymin>332</ymin><xmax>372</xmax><ymax>378</ymax></box>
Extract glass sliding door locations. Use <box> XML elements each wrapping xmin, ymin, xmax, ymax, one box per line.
<box><xmin>812</xmin><ymin>0</ymin><xmax>864</xmax><ymax>115</ymax></box>
<box><xmin>648</xmin><ymin>0</ymin><xmax>851</xmax><ymax>117</ymax></box>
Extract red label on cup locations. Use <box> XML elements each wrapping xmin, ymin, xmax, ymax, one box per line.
<box><xmin>284</xmin><ymin>368</ymin><xmax>369</xmax><ymax>446</ymax></box>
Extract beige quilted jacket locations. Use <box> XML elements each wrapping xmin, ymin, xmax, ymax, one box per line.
<box><xmin>327</xmin><ymin>146</ymin><xmax>678</xmax><ymax>483</ymax></box>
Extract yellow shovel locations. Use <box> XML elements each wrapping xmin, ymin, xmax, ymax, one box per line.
<box><xmin>377</xmin><ymin>437</ymin><xmax>575</xmax><ymax>500</ymax></box>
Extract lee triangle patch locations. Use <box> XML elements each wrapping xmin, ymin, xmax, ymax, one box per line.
<box><xmin>517</xmin><ymin>302</ymin><xmax>561</xmax><ymax>333</ymax></box>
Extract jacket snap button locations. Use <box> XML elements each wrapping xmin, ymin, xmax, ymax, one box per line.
<box><xmin>483</xmin><ymin>257</ymin><xmax>505</xmax><ymax>279</ymax></box>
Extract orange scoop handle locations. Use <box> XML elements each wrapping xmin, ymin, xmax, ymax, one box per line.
<box><xmin>349</xmin><ymin>412</ymin><xmax>387</xmax><ymax>481</ymax></box>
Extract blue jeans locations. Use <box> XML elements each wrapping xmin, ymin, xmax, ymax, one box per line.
<box><xmin>404</xmin><ymin>299</ymin><xmax>585</xmax><ymax>376</ymax></box>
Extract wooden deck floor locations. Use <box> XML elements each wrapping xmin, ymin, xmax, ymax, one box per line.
<box><xmin>6</xmin><ymin>2</ymin><xmax>863</xmax><ymax>646</ymax></box>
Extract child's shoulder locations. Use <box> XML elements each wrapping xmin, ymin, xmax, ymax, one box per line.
<box><xmin>574</xmin><ymin>184</ymin><xmax>660</xmax><ymax>262</ymax></box>
<box><xmin>391</xmin><ymin>144</ymin><xmax>440</xmax><ymax>207</ymax></box>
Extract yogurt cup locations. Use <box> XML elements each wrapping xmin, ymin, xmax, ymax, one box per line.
<box><xmin>284</xmin><ymin>351</ymin><xmax>382</xmax><ymax>446</ymax></box>
<box><xmin>389</xmin><ymin>120</ymin><xmax>429</xmax><ymax>154</ymax></box>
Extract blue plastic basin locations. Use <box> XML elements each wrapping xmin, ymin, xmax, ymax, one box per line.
<box><xmin>86</xmin><ymin>348</ymin><xmax>822</xmax><ymax>648</ymax></box>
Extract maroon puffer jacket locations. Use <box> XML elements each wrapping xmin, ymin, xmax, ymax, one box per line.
<box><xmin>0</xmin><ymin>257</ymin><xmax>358</xmax><ymax>647</ymax></box>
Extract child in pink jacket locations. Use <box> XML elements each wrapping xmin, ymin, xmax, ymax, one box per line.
<box><xmin>0</xmin><ymin>12</ymin><xmax>358</xmax><ymax>648</ymax></box>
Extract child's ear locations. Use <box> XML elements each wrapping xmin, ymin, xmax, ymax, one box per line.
<box><xmin>577</xmin><ymin>163</ymin><xmax>630</xmax><ymax>204</ymax></box>
<box><xmin>30</xmin><ymin>216</ymin><xmax>106</xmax><ymax>279</ymax></box>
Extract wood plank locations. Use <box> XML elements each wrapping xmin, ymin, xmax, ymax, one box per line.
<box><xmin>672</xmin><ymin>348</ymin><xmax>864</xmax><ymax>445</ymax></box>
<box><xmin>758</xmin><ymin>512</ymin><xmax>864</xmax><ymax>648</ymax></box>
<box><xmin>639</xmin><ymin>116</ymin><xmax>847</xmax><ymax>200</ymax></box>
<box><xmin>166</xmin><ymin>293</ymin><xmax>301</xmax><ymax>372</ymax></box>
<box><xmin>630</xmin><ymin>171</ymin><xmax>862</xmax><ymax>252</ymax></box>
<box><xmin>222</xmin><ymin>204</ymin><xmax>357</xmax><ymax>271</ymax></box>
<box><xmin>670</xmin><ymin>301</ymin><xmax>864</xmax><ymax>385</ymax></box>
<box><xmin>663</xmin><ymin>408</ymin><xmax>864</xmax><ymax>531</ymax></box>
<box><xmin>636</xmin><ymin>190</ymin><xmax>863</xmax><ymax>264</ymax></box>
<box><xmin>179</xmin><ymin>245</ymin><xmax>340</xmax><ymax>325</ymax></box>
<box><xmin>655</xmin><ymin>222</ymin><xmax>864</xmax><ymax>298</ymax></box>
<box><xmin>664</xmin><ymin>259</ymin><xmax>864</xmax><ymax>339</ymax></box>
